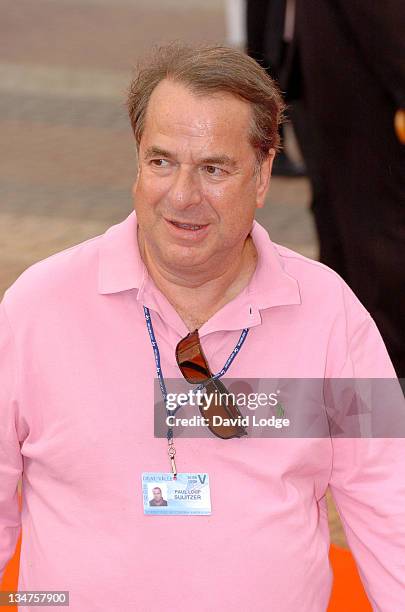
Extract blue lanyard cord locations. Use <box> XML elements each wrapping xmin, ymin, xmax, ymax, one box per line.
<box><xmin>143</xmin><ymin>306</ymin><xmax>250</xmax><ymax>435</ymax></box>
<box><xmin>143</xmin><ymin>306</ymin><xmax>169</xmax><ymax>403</ymax></box>
<box><xmin>210</xmin><ymin>327</ymin><xmax>249</xmax><ymax>379</ymax></box>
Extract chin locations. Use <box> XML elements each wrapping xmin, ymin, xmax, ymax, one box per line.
<box><xmin>161</xmin><ymin>245</ymin><xmax>207</xmax><ymax>269</ymax></box>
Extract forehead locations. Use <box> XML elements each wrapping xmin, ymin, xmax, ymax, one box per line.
<box><xmin>141</xmin><ymin>79</ymin><xmax>253</xmax><ymax>152</ymax></box>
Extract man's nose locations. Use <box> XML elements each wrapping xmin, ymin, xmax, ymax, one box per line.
<box><xmin>167</xmin><ymin>166</ymin><xmax>202</xmax><ymax>209</ymax></box>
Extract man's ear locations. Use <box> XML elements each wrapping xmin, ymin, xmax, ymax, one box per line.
<box><xmin>132</xmin><ymin>159</ymin><xmax>141</xmax><ymax>196</ymax></box>
<box><xmin>256</xmin><ymin>149</ymin><xmax>275</xmax><ymax>209</ymax></box>
<box><xmin>132</xmin><ymin>173</ymin><xmax>139</xmax><ymax>197</ymax></box>
<box><xmin>132</xmin><ymin>144</ymin><xmax>141</xmax><ymax>194</ymax></box>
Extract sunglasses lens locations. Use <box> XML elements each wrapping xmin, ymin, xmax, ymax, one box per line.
<box><xmin>176</xmin><ymin>332</ymin><xmax>247</xmax><ymax>439</ymax></box>
<box><xmin>176</xmin><ymin>331</ymin><xmax>211</xmax><ymax>383</ymax></box>
<box><xmin>199</xmin><ymin>379</ymin><xmax>247</xmax><ymax>440</ymax></box>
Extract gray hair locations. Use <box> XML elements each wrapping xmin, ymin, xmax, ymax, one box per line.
<box><xmin>126</xmin><ymin>42</ymin><xmax>285</xmax><ymax>166</ymax></box>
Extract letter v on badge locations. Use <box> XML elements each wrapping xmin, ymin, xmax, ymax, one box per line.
<box><xmin>142</xmin><ymin>473</ymin><xmax>211</xmax><ymax>515</ymax></box>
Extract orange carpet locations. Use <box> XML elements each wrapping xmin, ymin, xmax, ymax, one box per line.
<box><xmin>1</xmin><ymin>536</ymin><xmax>371</xmax><ymax>611</ymax></box>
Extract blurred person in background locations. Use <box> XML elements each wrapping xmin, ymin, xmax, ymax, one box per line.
<box><xmin>246</xmin><ymin>0</ymin><xmax>305</xmax><ymax>177</ymax></box>
<box><xmin>292</xmin><ymin>1</ymin><xmax>405</xmax><ymax>376</ymax></box>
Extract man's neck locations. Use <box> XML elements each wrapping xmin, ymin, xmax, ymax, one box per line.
<box><xmin>138</xmin><ymin>231</ymin><xmax>258</xmax><ymax>331</ymax></box>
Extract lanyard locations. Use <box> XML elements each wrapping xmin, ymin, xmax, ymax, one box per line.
<box><xmin>143</xmin><ymin>305</ymin><xmax>249</xmax><ymax>476</ymax></box>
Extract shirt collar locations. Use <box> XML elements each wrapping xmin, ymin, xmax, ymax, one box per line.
<box><xmin>97</xmin><ymin>210</ymin><xmax>301</xmax><ymax>325</ymax></box>
<box><xmin>98</xmin><ymin>210</ymin><xmax>144</xmax><ymax>295</ymax></box>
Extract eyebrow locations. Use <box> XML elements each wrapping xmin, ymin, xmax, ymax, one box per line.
<box><xmin>143</xmin><ymin>146</ymin><xmax>238</xmax><ymax>169</ymax></box>
<box><xmin>199</xmin><ymin>155</ymin><xmax>238</xmax><ymax>169</ymax></box>
<box><xmin>143</xmin><ymin>146</ymin><xmax>173</xmax><ymax>160</ymax></box>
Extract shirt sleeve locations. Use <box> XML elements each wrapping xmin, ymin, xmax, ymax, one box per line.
<box><xmin>328</xmin><ymin>283</ymin><xmax>405</xmax><ymax>610</ymax></box>
<box><xmin>0</xmin><ymin>298</ymin><xmax>23</xmax><ymax>583</ymax></box>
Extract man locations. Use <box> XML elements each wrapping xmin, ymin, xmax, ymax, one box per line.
<box><xmin>0</xmin><ymin>44</ymin><xmax>404</xmax><ymax>611</ymax></box>
<box><xmin>149</xmin><ymin>487</ymin><xmax>167</xmax><ymax>507</ymax></box>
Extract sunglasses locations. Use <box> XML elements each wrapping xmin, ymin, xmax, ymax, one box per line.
<box><xmin>175</xmin><ymin>330</ymin><xmax>247</xmax><ymax>440</ymax></box>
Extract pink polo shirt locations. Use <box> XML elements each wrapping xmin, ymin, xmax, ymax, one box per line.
<box><xmin>0</xmin><ymin>211</ymin><xmax>404</xmax><ymax>611</ymax></box>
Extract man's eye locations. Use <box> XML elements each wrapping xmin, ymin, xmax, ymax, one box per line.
<box><xmin>204</xmin><ymin>165</ymin><xmax>225</xmax><ymax>176</ymax></box>
<box><xmin>150</xmin><ymin>159</ymin><xmax>170</xmax><ymax>167</ymax></box>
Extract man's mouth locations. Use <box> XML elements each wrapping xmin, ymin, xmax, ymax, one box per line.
<box><xmin>169</xmin><ymin>220</ymin><xmax>208</xmax><ymax>231</ymax></box>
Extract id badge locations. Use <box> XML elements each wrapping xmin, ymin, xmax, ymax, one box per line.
<box><xmin>142</xmin><ymin>472</ymin><xmax>211</xmax><ymax>515</ymax></box>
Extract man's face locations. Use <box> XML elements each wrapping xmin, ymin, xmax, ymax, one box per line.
<box><xmin>152</xmin><ymin>488</ymin><xmax>162</xmax><ymax>502</ymax></box>
<box><xmin>133</xmin><ymin>79</ymin><xmax>273</xmax><ymax>275</ymax></box>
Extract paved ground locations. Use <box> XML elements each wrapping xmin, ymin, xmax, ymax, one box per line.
<box><xmin>1</xmin><ymin>0</ymin><xmax>345</xmax><ymax>546</ymax></box>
